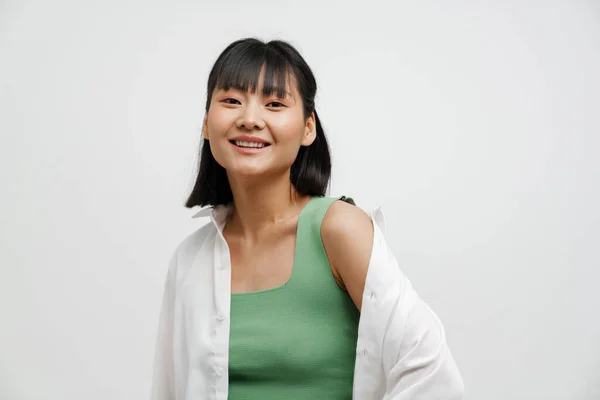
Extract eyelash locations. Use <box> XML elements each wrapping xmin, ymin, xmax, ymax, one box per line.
<box><xmin>222</xmin><ymin>98</ymin><xmax>241</xmax><ymax>105</ymax></box>
<box><xmin>220</xmin><ymin>98</ymin><xmax>286</xmax><ymax>108</ymax></box>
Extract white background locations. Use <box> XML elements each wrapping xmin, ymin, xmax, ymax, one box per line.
<box><xmin>1</xmin><ymin>1</ymin><xmax>599</xmax><ymax>399</ymax></box>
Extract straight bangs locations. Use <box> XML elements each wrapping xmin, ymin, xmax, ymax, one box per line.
<box><xmin>209</xmin><ymin>44</ymin><xmax>295</xmax><ymax>107</ymax></box>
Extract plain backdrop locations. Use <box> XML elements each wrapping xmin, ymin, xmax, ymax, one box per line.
<box><xmin>1</xmin><ymin>1</ymin><xmax>599</xmax><ymax>399</ymax></box>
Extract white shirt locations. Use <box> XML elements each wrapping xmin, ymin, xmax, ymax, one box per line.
<box><xmin>151</xmin><ymin>204</ymin><xmax>464</xmax><ymax>400</ymax></box>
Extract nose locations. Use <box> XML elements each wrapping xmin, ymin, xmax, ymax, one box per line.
<box><xmin>236</xmin><ymin>101</ymin><xmax>265</xmax><ymax>131</ymax></box>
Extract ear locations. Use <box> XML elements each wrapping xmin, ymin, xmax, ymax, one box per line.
<box><xmin>301</xmin><ymin>112</ymin><xmax>317</xmax><ymax>146</ymax></box>
<box><xmin>202</xmin><ymin>116</ymin><xmax>209</xmax><ymax>140</ymax></box>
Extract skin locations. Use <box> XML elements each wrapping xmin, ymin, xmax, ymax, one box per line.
<box><xmin>202</xmin><ymin>69</ymin><xmax>373</xmax><ymax>311</ymax></box>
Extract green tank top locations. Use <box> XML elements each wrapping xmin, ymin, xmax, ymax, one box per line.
<box><xmin>228</xmin><ymin>196</ymin><xmax>360</xmax><ymax>399</ymax></box>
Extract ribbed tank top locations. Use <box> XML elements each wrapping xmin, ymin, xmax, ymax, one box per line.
<box><xmin>228</xmin><ymin>196</ymin><xmax>360</xmax><ymax>399</ymax></box>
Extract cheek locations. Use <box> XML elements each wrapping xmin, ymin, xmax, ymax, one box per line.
<box><xmin>206</xmin><ymin>110</ymin><xmax>228</xmax><ymax>137</ymax></box>
<box><xmin>204</xmin><ymin>110</ymin><xmax>233</xmax><ymax>166</ymax></box>
<box><xmin>271</xmin><ymin>114</ymin><xmax>306</xmax><ymax>144</ymax></box>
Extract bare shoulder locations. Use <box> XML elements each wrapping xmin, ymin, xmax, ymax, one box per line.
<box><xmin>322</xmin><ymin>199</ymin><xmax>371</xmax><ymax>232</ymax></box>
<box><xmin>321</xmin><ymin>200</ymin><xmax>374</xmax><ymax>310</ymax></box>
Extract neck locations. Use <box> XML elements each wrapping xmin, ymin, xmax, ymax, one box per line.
<box><xmin>226</xmin><ymin>171</ymin><xmax>311</xmax><ymax>238</ymax></box>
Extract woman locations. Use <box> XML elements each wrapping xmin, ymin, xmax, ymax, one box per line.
<box><xmin>151</xmin><ymin>38</ymin><xmax>464</xmax><ymax>399</ymax></box>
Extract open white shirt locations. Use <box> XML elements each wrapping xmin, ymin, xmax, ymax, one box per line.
<box><xmin>151</xmin><ymin>204</ymin><xmax>464</xmax><ymax>399</ymax></box>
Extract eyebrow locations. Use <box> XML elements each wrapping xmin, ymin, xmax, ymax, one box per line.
<box><xmin>269</xmin><ymin>90</ymin><xmax>296</xmax><ymax>104</ymax></box>
<box><xmin>267</xmin><ymin>90</ymin><xmax>294</xmax><ymax>100</ymax></box>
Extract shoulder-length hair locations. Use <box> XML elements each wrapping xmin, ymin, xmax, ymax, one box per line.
<box><xmin>185</xmin><ymin>38</ymin><xmax>332</xmax><ymax>208</ymax></box>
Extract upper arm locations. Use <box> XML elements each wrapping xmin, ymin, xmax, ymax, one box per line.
<box><xmin>151</xmin><ymin>255</ymin><xmax>177</xmax><ymax>400</ymax></box>
<box><xmin>322</xmin><ymin>203</ymin><xmax>464</xmax><ymax>398</ymax></box>
<box><xmin>321</xmin><ymin>200</ymin><xmax>374</xmax><ymax>311</ymax></box>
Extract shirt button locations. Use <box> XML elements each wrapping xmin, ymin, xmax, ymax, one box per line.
<box><xmin>214</xmin><ymin>366</ymin><xmax>223</xmax><ymax>377</ymax></box>
<box><xmin>217</xmin><ymin>313</ymin><xmax>225</xmax><ymax>321</ymax></box>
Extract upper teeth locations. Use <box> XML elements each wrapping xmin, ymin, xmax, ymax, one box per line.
<box><xmin>235</xmin><ymin>141</ymin><xmax>266</xmax><ymax>148</ymax></box>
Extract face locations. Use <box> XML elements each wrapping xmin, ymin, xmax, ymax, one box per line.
<box><xmin>202</xmin><ymin>72</ymin><xmax>316</xmax><ymax>180</ymax></box>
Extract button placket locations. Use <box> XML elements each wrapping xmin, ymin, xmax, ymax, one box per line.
<box><xmin>212</xmin><ymin>234</ymin><xmax>231</xmax><ymax>391</ymax></box>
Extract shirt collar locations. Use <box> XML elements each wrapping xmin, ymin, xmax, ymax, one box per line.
<box><xmin>191</xmin><ymin>204</ymin><xmax>233</xmax><ymax>232</ymax></box>
<box><xmin>191</xmin><ymin>208</ymin><xmax>213</xmax><ymax>218</ymax></box>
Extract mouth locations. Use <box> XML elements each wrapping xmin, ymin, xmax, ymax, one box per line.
<box><xmin>229</xmin><ymin>140</ymin><xmax>271</xmax><ymax>149</ymax></box>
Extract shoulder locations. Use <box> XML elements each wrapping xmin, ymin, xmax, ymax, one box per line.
<box><xmin>169</xmin><ymin>221</ymin><xmax>216</xmax><ymax>274</ymax></box>
<box><xmin>321</xmin><ymin>200</ymin><xmax>374</xmax><ymax>310</ymax></box>
<box><xmin>321</xmin><ymin>199</ymin><xmax>373</xmax><ymax>243</ymax></box>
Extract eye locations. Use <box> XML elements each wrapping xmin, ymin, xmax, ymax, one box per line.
<box><xmin>221</xmin><ymin>98</ymin><xmax>241</xmax><ymax>105</ymax></box>
<box><xmin>266</xmin><ymin>101</ymin><xmax>286</xmax><ymax>108</ymax></box>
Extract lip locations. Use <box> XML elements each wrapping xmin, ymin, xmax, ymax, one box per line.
<box><xmin>229</xmin><ymin>135</ymin><xmax>271</xmax><ymax>154</ymax></box>
<box><xmin>230</xmin><ymin>142</ymin><xmax>269</xmax><ymax>154</ymax></box>
<box><xmin>230</xmin><ymin>135</ymin><xmax>271</xmax><ymax>144</ymax></box>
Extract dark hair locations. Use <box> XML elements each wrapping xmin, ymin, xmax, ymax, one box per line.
<box><xmin>185</xmin><ymin>38</ymin><xmax>332</xmax><ymax>208</ymax></box>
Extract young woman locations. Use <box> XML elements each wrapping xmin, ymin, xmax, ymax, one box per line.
<box><xmin>151</xmin><ymin>38</ymin><xmax>464</xmax><ymax>399</ymax></box>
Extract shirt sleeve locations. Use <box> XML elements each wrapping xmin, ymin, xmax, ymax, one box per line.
<box><xmin>370</xmin><ymin>209</ymin><xmax>465</xmax><ymax>400</ymax></box>
<box><xmin>383</xmin><ymin>291</ymin><xmax>464</xmax><ymax>399</ymax></box>
<box><xmin>150</xmin><ymin>254</ymin><xmax>177</xmax><ymax>400</ymax></box>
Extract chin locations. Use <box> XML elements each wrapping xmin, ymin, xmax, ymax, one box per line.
<box><xmin>227</xmin><ymin>164</ymin><xmax>271</xmax><ymax>178</ymax></box>
<box><xmin>227</xmin><ymin>161</ymin><xmax>293</xmax><ymax>182</ymax></box>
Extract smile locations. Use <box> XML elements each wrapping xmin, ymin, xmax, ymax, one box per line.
<box><xmin>230</xmin><ymin>140</ymin><xmax>270</xmax><ymax>149</ymax></box>
<box><xmin>229</xmin><ymin>140</ymin><xmax>270</xmax><ymax>149</ymax></box>
<box><xmin>229</xmin><ymin>140</ymin><xmax>270</xmax><ymax>154</ymax></box>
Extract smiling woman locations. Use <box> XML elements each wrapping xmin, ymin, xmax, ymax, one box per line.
<box><xmin>150</xmin><ymin>38</ymin><xmax>464</xmax><ymax>400</ymax></box>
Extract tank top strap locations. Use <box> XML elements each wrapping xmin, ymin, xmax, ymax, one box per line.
<box><xmin>300</xmin><ymin>195</ymin><xmax>344</xmax><ymax>239</ymax></box>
